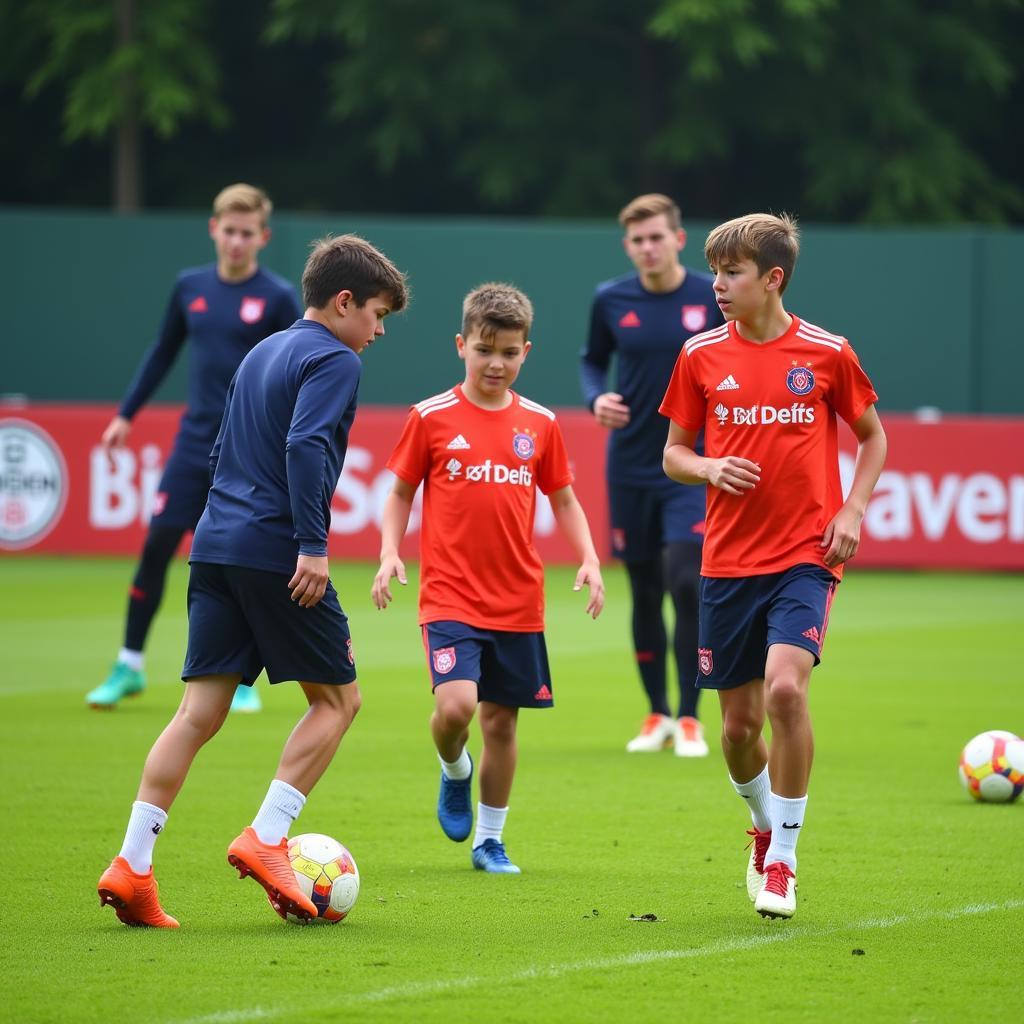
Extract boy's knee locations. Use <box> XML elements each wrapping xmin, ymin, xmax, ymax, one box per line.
<box><xmin>435</xmin><ymin>700</ymin><xmax>474</xmax><ymax>733</ymax></box>
<box><xmin>765</xmin><ymin>675</ymin><xmax>806</xmax><ymax>716</ymax></box>
<box><xmin>721</xmin><ymin>711</ymin><xmax>760</xmax><ymax>749</ymax></box>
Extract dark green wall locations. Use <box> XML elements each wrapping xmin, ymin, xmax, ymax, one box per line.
<box><xmin>2</xmin><ymin>208</ymin><xmax>1020</xmax><ymax>413</ymax></box>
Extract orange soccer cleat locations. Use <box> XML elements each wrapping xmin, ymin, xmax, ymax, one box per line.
<box><xmin>227</xmin><ymin>827</ymin><xmax>317</xmax><ymax>922</ymax></box>
<box><xmin>97</xmin><ymin>857</ymin><xmax>179</xmax><ymax>928</ymax></box>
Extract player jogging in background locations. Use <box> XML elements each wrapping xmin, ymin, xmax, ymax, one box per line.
<box><xmin>96</xmin><ymin>234</ymin><xmax>407</xmax><ymax>927</ymax></box>
<box><xmin>87</xmin><ymin>184</ymin><xmax>301</xmax><ymax>715</ymax></box>
<box><xmin>660</xmin><ymin>212</ymin><xmax>886</xmax><ymax>919</ymax></box>
<box><xmin>581</xmin><ymin>193</ymin><xmax>724</xmax><ymax>757</ymax></box>
<box><xmin>373</xmin><ymin>283</ymin><xmax>605</xmax><ymax>875</ymax></box>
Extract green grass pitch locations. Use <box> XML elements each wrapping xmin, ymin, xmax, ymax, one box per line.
<box><xmin>1</xmin><ymin>557</ymin><xmax>1022</xmax><ymax>1023</ymax></box>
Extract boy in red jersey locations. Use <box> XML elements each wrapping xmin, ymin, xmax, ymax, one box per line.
<box><xmin>659</xmin><ymin>213</ymin><xmax>886</xmax><ymax>919</ymax></box>
<box><xmin>372</xmin><ymin>283</ymin><xmax>605</xmax><ymax>873</ymax></box>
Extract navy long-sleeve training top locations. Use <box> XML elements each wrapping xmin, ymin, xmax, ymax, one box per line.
<box><xmin>190</xmin><ymin>320</ymin><xmax>361</xmax><ymax>574</ymax></box>
<box><xmin>580</xmin><ymin>270</ymin><xmax>721</xmax><ymax>491</ymax></box>
<box><xmin>119</xmin><ymin>264</ymin><xmax>301</xmax><ymax>461</ymax></box>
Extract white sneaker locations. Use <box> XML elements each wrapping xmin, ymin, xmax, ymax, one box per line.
<box><xmin>745</xmin><ymin>828</ymin><xmax>771</xmax><ymax>901</ymax></box>
<box><xmin>754</xmin><ymin>861</ymin><xmax>797</xmax><ymax>919</ymax></box>
<box><xmin>625</xmin><ymin>714</ymin><xmax>675</xmax><ymax>752</ymax></box>
<box><xmin>674</xmin><ymin>716</ymin><xmax>709</xmax><ymax>757</ymax></box>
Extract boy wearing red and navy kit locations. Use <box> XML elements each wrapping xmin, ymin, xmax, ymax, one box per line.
<box><xmin>660</xmin><ymin>213</ymin><xmax>887</xmax><ymax>919</ymax></box>
<box><xmin>373</xmin><ymin>283</ymin><xmax>605</xmax><ymax>874</ymax></box>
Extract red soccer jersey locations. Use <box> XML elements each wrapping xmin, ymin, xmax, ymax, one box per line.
<box><xmin>386</xmin><ymin>384</ymin><xmax>574</xmax><ymax>630</ymax></box>
<box><xmin>659</xmin><ymin>316</ymin><xmax>878</xmax><ymax>580</ymax></box>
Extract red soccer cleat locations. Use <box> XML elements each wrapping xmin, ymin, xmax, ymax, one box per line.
<box><xmin>755</xmin><ymin>861</ymin><xmax>797</xmax><ymax>919</ymax></box>
<box><xmin>97</xmin><ymin>856</ymin><xmax>179</xmax><ymax>928</ymax></box>
<box><xmin>227</xmin><ymin>827</ymin><xmax>317</xmax><ymax>922</ymax></box>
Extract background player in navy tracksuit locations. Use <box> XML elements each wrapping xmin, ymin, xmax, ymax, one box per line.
<box><xmin>581</xmin><ymin>193</ymin><xmax>724</xmax><ymax>757</ymax></box>
<box><xmin>96</xmin><ymin>234</ymin><xmax>408</xmax><ymax>928</ymax></box>
<box><xmin>87</xmin><ymin>184</ymin><xmax>301</xmax><ymax>712</ymax></box>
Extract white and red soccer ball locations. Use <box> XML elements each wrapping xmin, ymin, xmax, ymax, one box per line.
<box><xmin>958</xmin><ymin>730</ymin><xmax>1024</xmax><ymax>803</ymax></box>
<box><xmin>272</xmin><ymin>833</ymin><xmax>360</xmax><ymax>923</ymax></box>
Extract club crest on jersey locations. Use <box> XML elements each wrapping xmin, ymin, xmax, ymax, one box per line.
<box><xmin>682</xmin><ymin>305</ymin><xmax>708</xmax><ymax>332</ymax></box>
<box><xmin>432</xmin><ymin>647</ymin><xmax>457</xmax><ymax>675</ymax></box>
<box><xmin>698</xmin><ymin>648</ymin><xmax>714</xmax><ymax>676</ymax></box>
<box><xmin>786</xmin><ymin>365</ymin><xmax>815</xmax><ymax>396</ymax></box>
<box><xmin>512</xmin><ymin>427</ymin><xmax>536</xmax><ymax>461</ymax></box>
<box><xmin>239</xmin><ymin>297</ymin><xmax>266</xmax><ymax>324</ymax></box>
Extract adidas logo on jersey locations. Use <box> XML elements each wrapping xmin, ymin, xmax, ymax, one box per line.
<box><xmin>715</xmin><ymin>374</ymin><xmax>740</xmax><ymax>391</ymax></box>
<box><xmin>447</xmin><ymin>434</ymin><xmax>471</xmax><ymax>450</ymax></box>
<box><xmin>619</xmin><ymin>310</ymin><xmax>642</xmax><ymax>328</ymax></box>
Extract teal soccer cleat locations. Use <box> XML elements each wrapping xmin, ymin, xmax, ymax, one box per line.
<box><xmin>437</xmin><ymin>755</ymin><xmax>473</xmax><ymax>842</ymax></box>
<box><xmin>471</xmin><ymin>839</ymin><xmax>521</xmax><ymax>874</ymax></box>
<box><xmin>86</xmin><ymin>663</ymin><xmax>145</xmax><ymax>709</ymax></box>
<box><xmin>229</xmin><ymin>685</ymin><xmax>262</xmax><ymax>714</ymax></box>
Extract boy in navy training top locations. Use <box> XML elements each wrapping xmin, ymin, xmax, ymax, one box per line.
<box><xmin>87</xmin><ymin>183</ymin><xmax>301</xmax><ymax>715</ymax></box>
<box><xmin>581</xmin><ymin>194</ymin><xmax>724</xmax><ymax>757</ymax></box>
<box><xmin>96</xmin><ymin>235</ymin><xmax>408</xmax><ymax>927</ymax></box>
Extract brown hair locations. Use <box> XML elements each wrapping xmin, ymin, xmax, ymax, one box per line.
<box><xmin>212</xmin><ymin>183</ymin><xmax>273</xmax><ymax>226</ymax></box>
<box><xmin>704</xmin><ymin>213</ymin><xmax>801</xmax><ymax>293</ymax></box>
<box><xmin>461</xmin><ymin>282</ymin><xmax>533</xmax><ymax>340</ymax></box>
<box><xmin>302</xmin><ymin>234</ymin><xmax>409</xmax><ymax>312</ymax></box>
<box><xmin>618</xmin><ymin>193</ymin><xmax>681</xmax><ymax>231</ymax></box>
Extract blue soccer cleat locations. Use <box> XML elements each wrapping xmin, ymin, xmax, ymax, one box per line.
<box><xmin>86</xmin><ymin>662</ymin><xmax>146</xmax><ymax>709</ymax></box>
<box><xmin>437</xmin><ymin>755</ymin><xmax>473</xmax><ymax>842</ymax></box>
<box><xmin>471</xmin><ymin>839</ymin><xmax>521</xmax><ymax>874</ymax></box>
<box><xmin>230</xmin><ymin>684</ymin><xmax>262</xmax><ymax>714</ymax></box>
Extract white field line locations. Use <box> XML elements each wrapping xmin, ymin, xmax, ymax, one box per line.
<box><xmin>172</xmin><ymin>898</ymin><xmax>1024</xmax><ymax>1024</ymax></box>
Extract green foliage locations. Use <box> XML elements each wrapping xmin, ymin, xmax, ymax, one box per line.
<box><xmin>268</xmin><ymin>0</ymin><xmax>1022</xmax><ymax>222</ymax></box>
<box><xmin>15</xmin><ymin>0</ymin><xmax>225</xmax><ymax>142</ymax></box>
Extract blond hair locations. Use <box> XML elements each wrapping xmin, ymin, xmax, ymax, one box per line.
<box><xmin>462</xmin><ymin>282</ymin><xmax>533</xmax><ymax>340</ymax></box>
<box><xmin>704</xmin><ymin>213</ymin><xmax>801</xmax><ymax>293</ymax></box>
<box><xmin>212</xmin><ymin>183</ymin><xmax>273</xmax><ymax>226</ymax></box>
<box><xmin>302</xmin><ymin>234</ymin><xmax>408</xmax><ymax>312</ymax></box>
<box><xmin>618</xmin><ymin>193</ymin><xmax>681</xmax><ymax>231</ymax></box>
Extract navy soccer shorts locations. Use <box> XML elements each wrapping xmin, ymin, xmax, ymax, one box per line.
<box><xmin>149</xmin><ymin>446</ymin><xmax>212</xmax><ymax>531</ymax></box>
<box><xmin>182</xmin><ymin>562</ymin><xmax>357</xmax><ymax>686</ymax></box>
<box><xmin>695</xmin><ymin>563</ymin><xmax>838</xmax><ymax>690</ymax></box>
<box><xmin>421</xmin><ymin>620</ymin><xmax>553</xmax><ymax>708</ymax></box>
<box><xmin>609</xmin><ymin>481</ymin><xmax>704</xmax><ymax>563</ymax></box>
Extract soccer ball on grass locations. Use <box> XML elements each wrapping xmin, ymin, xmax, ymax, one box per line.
<box><xmin>272</xmin><ymin>832</ymin><xmax>360</xmax><ymax>923</ymax></box>
<box><xmin>958</xmin><ymin>731</ymin><xmax>1024</xmax><ymax>803</ymax></box>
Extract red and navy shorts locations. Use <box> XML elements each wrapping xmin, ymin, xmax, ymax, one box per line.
<box><xmin>149</xmin><ymin>447</ymin><xmax>212</xmax><ymax>531</ymax></box>
<box><xmin>609</xmin><ymin>481</ymin><xmax>704</xmax><ymax>563</ymax></box>
<box><xmin>695</xmin><ymin>563</ymin><xmax>838</xmax><ymax>690</ymax></box>
<box><xmin>182</xmin><ymin>562</ymin><xmax>357</xmax><ymax>687</ymax></box>
<box><xmin>421</xmin><ymin>620</ymin><xmax>553</xmax><ymax>708</ymax></box>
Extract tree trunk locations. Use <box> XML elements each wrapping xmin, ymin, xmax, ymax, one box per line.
<box><xmin>112</xmin><ymin>0</ymin><xmax>140</xmax><ymax>212</ymax></box>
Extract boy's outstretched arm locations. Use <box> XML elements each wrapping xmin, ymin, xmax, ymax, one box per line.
<box><xmin>372</xmin><ymin>478</ymin><xmax>417</xmax><ymax>609</ymax></box>
<box><xmin>548</xmin><ymin>485</ymin><xmax>604</xmax><ymax>619</ymax></box>
<box><xmin>663</xmin><ymin>421</ymin><xmax>760</xmax><ymax>494</ymax></box>
<box><xmin>821</xmin><ymin>405</ymin><xmax>887</xmax><ymax>568</ymax></box>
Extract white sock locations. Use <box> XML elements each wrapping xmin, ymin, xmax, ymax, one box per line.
<box><xmin>472</xmin><ymin>803</ymin><xmax>508</xmax><ymax>849</ymax></box>
<box><xmin>118</xmin><ymin>800</ymin><xmax>167</xmax><ymax>873</ymax></box>
<box><xmin>765</xmin><ymin>792</ymin><xmax>808</xmax><ymax>872</ymax></box>
<box><xmin>251</xmin><ymin>779</ymin><xmax>306</xmax><ymax>845</ymax></box>
<box><xmin>117</xmin><ymin>648</ymin><xmax>144</xmax><ymax>672</ymax></box>
<box><xmin>730</xmin><ymin>765</ymin><xmax>772</xmax><ymax>832</ymax></box>
<box><xmin>439</xmin><ymin>748</ymin><xmax>472</xmax><ymax>781</ymax></box>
